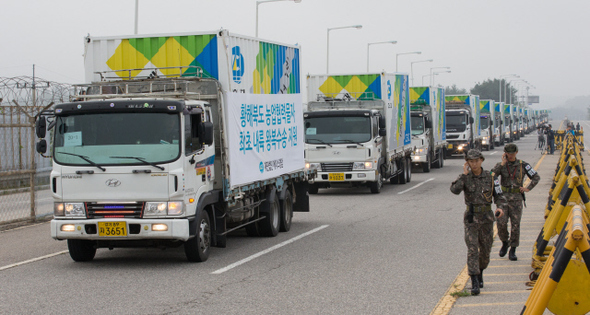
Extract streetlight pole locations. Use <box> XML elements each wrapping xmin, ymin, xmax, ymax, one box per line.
<box><xmin>499</xmin><ymin>74</ymin><xmax>518</xmax><ymax>102</ymax></box>
<box><xmin>327</xmin><ymin>25</ymin><xmax>362</xmax><ymax>73</ymax></box>
<box><xmin>395</xmin><ymin>51</ymin><xmax>421</xmax><ymax>72</ymax></box>
<box><xmin>134</xmin><ymin>0</ymin><xmax>139</xmax><ymax>34</ymax></box>
<box><xmin>429</xmin><ymin>66</ymin><xmax>450</xmax><ymax>86</ymax></box>
<box><xmin>366</xmin><ymin>40</ymin><xmax>397</xmax><ymax>72</ymax></box>
<box><xmin>256</xmin><ymin>0</ymin><xmax>302</xmax><ymax>37</ymax></box>
<box><xmin>432</xmin><ymin>70</ymin><xmax>451</xmax><ymax>86</ymax></box>
<box><xmin>506</xmin><ymin>78</ymin><xmax>523</xmax><ymax>104</ymax></box>
<box><xmin>410</xmin><ymin>59</ymin><xmax>433</xmax><ymax>86</ymax></box>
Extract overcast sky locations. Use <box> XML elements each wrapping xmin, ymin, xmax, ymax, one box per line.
<box><xmin>1</xmin><ymin>0</ymin><xmax>588</xmax><ymax>109</ymax></box>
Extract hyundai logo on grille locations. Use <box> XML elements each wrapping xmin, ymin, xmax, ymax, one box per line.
<box><xmin>332</xmin><ymin>151</ymin><xmax>341</xmax><ymax>155</ymax></box>
<box><xmin>105</xmin><ymin>179</ymin><xmax>121</xmax><ymax>187</ymax></box>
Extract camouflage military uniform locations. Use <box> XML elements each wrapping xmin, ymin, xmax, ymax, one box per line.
<box><xmin>450</xmin><ymin>167</ymin><xmax>507</xmax><ymax>276</ymax></box>
<box><xmin>491</xmin><ymin>159</ymin><xmax>540</xmax><ymax>248</ymax></box>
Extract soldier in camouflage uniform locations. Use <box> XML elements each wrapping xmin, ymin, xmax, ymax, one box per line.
<box><xmin>491</xmin><ymin>143</ymin><xmax>540</xmax><ymax>261</ymax></box>
<box><xmin>450</xmin><ymin>149</ymin><xmax>506</xmax><ymax>295</ymax></box>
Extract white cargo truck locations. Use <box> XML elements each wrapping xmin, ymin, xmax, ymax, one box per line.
<box><xmin>303</xmin><ymin>73</ymin><xmax>413</xmax><ymax>194</ymax></box>
<box><xmin>445</xmin><ymin>94</ymin><xmax>482</xmax><ymax>156</ymax></box>
<box><xmin>409</xmin><ymin>86</ymin><xmax>446</xmax><ymax>172</ymax></box>
<box><xmin>479</xmin><ymin>99</ymin><xmax>495</xmax><ymax>150</ymax></box>
<box><xmin>494</xmin><ymin>101</ymin><xmax>505</xmax><ymax>146</ymax></box>
<box><xmin>35</xmin><ymin>30</ymin><xmax>314</xmax><ymax>262</ymax></box>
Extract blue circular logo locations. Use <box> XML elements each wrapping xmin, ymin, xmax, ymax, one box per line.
<box><xmin>259</xmin><ymin>162</ymin><xmax>264</xmax><ymax>173</ymax></box>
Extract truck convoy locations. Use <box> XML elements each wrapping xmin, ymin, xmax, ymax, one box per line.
<box><xmin>494</xmin><ymin>101</ymin><xmax>505</xmax><ymax>146</ymax></box>
<box><xmin>444</xmin><ymin>94</ymin><xmax>482</xmax><ymax>156</ymax></box>
<box><xmin>303</xmin><ymin>72</ymin><xmax>413</xmax><ymax>194</ymax></box>
<box><xmin>479</xmin><ymin>99</ymin><xmax>495</xmax><ymax>150</ymax></box>
<box><xmin>409</xmin><ymin>86</ymin><xmax>446</xmax><ymax>172</ymax></box>
<box><xmin>35</xmin><ymin>30</ymin><xmax>314</xmax><ymax>263</ymax></box>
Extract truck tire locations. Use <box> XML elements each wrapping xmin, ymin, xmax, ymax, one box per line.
<box><xmin>406</xmin><ymin>157</ymin><xmax>412</xmax><ymax>183</ymax></box>
<box><xmin>259</xmin><ymin>191</ymin><xmax>280</xmax><ymax>237</ymax></box>
<box><xmin>398</xmin><ymin>159</ymin><xmax>407</xmax><ymax>184</ymax></box>
<box><xmin>184</xmin><ymin>210</ymin><xmax>211</xmax><ymax>262</ymax></box>
<box><xmin>279</xmin><ymin>190</ymin><xmax>293</xmax><ymax>232</ymax></box>
<box><xmin>67</xmin><ymin>239</ymin><xmax>96</xmax><ymax>262</ymax></box>
<box><xmin>422</xmin><ymin>156</ymin><xmax>431</xmax><ymax>173</ymax></box>
<box><xmin>439</xmin><ymin>149</ymin><xmax>444</xmax><ymax>168</ymax></box>
<box><xmin>370</xmin><ymin>171</ymin><xmax>382</xmax><ymax>194</ymax></box>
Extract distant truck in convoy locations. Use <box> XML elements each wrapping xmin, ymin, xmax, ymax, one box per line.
<box><xmin>35</xmin><ymin>30</ymin><xmax>314</xmax><ymax>263</ymax></box>
<box><xmin>445</xmin><ymin>94</ymin><xmax>482</xmax><ymax>156</ymax></box>
<box><xmin>409</xmin><ymin>86</ymin><xmax>446</xmax><ymax>172</ymax></box>
<box><xmin>479</xmin><ymin>99</ymin><xmax>495</xmax><ymax>150</ymax></box>
<box><xmin>493</xmin><ymin>101</ymin><xmax>505</xmax><ymax>146</ymax></box>
<box><xmin>303</xmin><ymin>72</ymin><xmax>413</xmax><ymax>194</ymax></box>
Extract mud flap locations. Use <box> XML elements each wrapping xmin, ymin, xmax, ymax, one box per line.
<box><xmin>293</xmin><ymin>181</ymin><xmax>310</xmax><ymax>212</ymax></box>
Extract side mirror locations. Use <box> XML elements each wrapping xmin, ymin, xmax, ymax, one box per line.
<box><xmin>425</xmin><ymin>119</ymin><xmax>432</xmax><ymax>129</ymax></box>
<box><xmin>379</xmin><ymin>128</ymin><xmax>386</xmax><ymax>137</ymax></box>
<box><xmin>378</xmin><ymin>116</ymin><xmax>386</xmax><ymax>129</ymax></box>
<box><xmin>469</xmin><ymin>117</ymin><xmax>474</xmax><ymax>124</ymax></box>
<box><xmin>199</xmin><ymin>122</ymin><xmax>214</xmax><ymax>145</ymax></box>
<box><xmin>36</xmin><ymin>117</ymin><xmax>46</xmax><ymax>138</ymax></box>
<box><xmin>36</xmin><ymin>139</ymin><xmax>47</xmax><ymax>154</ymax></box>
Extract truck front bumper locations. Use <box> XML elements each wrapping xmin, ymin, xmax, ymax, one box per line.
<box><xmin>446</xmin><ymin>141</ymin><xmax>469</xmax><ymax>155</ymax></box>
<box><xmin>51</xmin><ymin>218</ymin><xmax>190</xmax><ymax>241</ymax></box>
<box><xmin>411</xmin><ymin>152</ymin><xmax>428</xmax><ymax>163</ymax></box>
<box><xmin>309</xmin><ymin>170</ymin><xmax>378</xmax><ymax>184</ymax></box>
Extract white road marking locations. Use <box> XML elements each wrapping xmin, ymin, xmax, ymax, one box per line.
<box><xmin>211</xmin><ymin>225</ymin><xmax>329</xmax><ymax>275</ymax></box>
<box><xmin>397</xmin><ymin>178</ymin><xmax>435</xmax><ymax>195</ymax></box>
<box><xmin>0</xmin><ymin>250</ymin><xmax>69</xmax><ymax>271</ymax></box>
<box><xmin>489</xmin><ymin>151</ymin><xmax>498</xmax><ymax>155</ymax></box>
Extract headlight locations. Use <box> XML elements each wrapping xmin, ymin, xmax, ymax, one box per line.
<box><xmin>353</xmin><ymin>162</ymin><xmax>373</xmax><ymax>170</ymax></box>
<box><xmin>145</xmin><ymin>201</ymin><xmax>184</xmax><ymax>217</ymax></box>
<box><xmin>55</xmin><ymin>202</ymin><xmax>85</xmax><ymax>218</ymax></box>
<box><xmin>305</xmin><ymin>162</ymin><xmax>321</xmax><ymax>171</ymax></box>
<box><xmin>414</xmin><ymin>148</ymin><xmax>424</xmax><ymax>154</ymax></box>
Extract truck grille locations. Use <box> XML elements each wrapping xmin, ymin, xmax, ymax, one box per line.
<box><xmin>322</xmin><ymin>163</ymin><xmax>353</xmax><ymax>172</ymax></box>
<box><xmin>86</xmin><ymin>202</ymin><xmax>144</xmax><ymax>218</ymax></box>
<box><xmin>446</xmin><ymin>134</ymin><xmax>460</xmax><ymax>139</ymax></box>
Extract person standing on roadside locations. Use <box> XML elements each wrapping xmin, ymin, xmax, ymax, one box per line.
<box><xmin>450</xmin><ymin>149</ymin><xmax>506</xmax><ymax>295</ymax></box>
<box><xmin>545</xmin><ymin>124</ymin><xmax>555</xmax><ymax>154</ymax></box>
<box><xmin>492</xmin><ymin>144</ymin><xmax>540</xmax><ymax>261</ymax></box>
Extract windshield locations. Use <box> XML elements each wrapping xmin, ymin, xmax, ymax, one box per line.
<box><xmin>53</xmin><ymin>112</ymin><xmax>181</xmax><ymax>166</ymax></box>
<box><xmin>411</xmin><ymin>115</ymin><xmax>425</xmax><ymax>135</ymax></box>
<box><xmin>305</xmin><ymin>116</ymin><xmax>372</xmax><ymax>144</ymax></box>
<box><xmin>446</xmin><ymin>113</ymin><xmax>467</xmax><ymax>132</ymax></box>
<box><xmin>480</xmin><ymin>117</ymin><xmax>490</xmax><ymax>129</ymax></box>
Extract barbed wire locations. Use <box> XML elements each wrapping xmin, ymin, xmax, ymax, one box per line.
<box><xmin>0</xmin><ymin>76</ymin><xmax>75</xmax><ymax>115</ymax></box>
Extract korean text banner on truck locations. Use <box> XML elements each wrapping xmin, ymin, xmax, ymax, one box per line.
<box><xmin>227</xmin><ymin>93</ymin><xmax>304</xmax><ymax>188</ymax></box>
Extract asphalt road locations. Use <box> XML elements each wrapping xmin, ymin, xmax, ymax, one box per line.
<box><xmin>0</xmin><ymin>130</ymin><xmax>552</xmax><ymax>315</ymax></box>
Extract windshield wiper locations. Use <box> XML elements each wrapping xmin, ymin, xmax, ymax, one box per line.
<box><xmin>110</xmin><ymin>156</ymin><xmax>165</xmax><ymax>171</ymax></box>
<box><xmin>56</xmin><ymin>152</ymin><xmax>106</xmax><ymax>171</ymax></box>
<box><xmin>306</xmin><ymin>139</ymin><xmax>332</xmax><ymax>147</ymax></box>
<box><xmin>332</xmin><ymin>139</ymin><xmax>364</xmax><ymax>146</ymax></box>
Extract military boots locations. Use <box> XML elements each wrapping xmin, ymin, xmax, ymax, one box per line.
<box><xmin>499</xmin><ymin>241</ymin><xmax>509</xmax><ymax>257</ymax></box>
<box><xmin>470</xmin><ymin>276</ymin><xmax>480</xmax><ymax>295</ymax></box>
<box><xmin>509</xmin><ymin>247</ymin><xmax>518</xmax><ymax>261</ymax></box>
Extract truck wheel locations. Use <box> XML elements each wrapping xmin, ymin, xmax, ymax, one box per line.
<box><xmin>184</xmin><ymin>210</ymin><xmax>211</xmax><ymax>262</ymax></box>
<box><xmin>259</xmin><ymin>191</ymin><xmax>280</xmax><ymax>237</ymax></box>
<box><xmin>67</xmin><ymin>239</ymin><xmax>96</xmax><ymax>262</ymax></box>
<box><xmin>439</xmin><ymin>149</ymin><xmax>444</xmax><ymax>168</ymax></box>
<box><xmin>422</xmin><ymin>156</ymin><xmax>431</xmax><ymax>173</ymax></box>
<box><xmin>398</xmin><ymin>159</ymin><xmax>407</xmax><ymax>184</ymax></box>
<box><xmin>279</xmin><ymin>190</ymin><xmax>293</xmax><ymax>232</ymax></box>
<box><xmin>308</xmin><ymin>184</ymin><xmax>319</xmax><ymax>194</ymax></box>
<box><xmin>406</xmin><ymin>157</ymin><xmax>412</xmax><ymax>183</ymax></box>
<box><xmin>370</xmin><ymin>171</ymin><xmax>382</xmax><ymax>194</ymax></box>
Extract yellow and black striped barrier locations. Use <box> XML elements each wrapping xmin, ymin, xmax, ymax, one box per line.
<box><xmin>523</xmin><ymin>133</ymin><xmax>590</xmax><ymax>314</ymax></box>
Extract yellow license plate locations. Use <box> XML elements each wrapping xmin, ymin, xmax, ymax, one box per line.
<box><xmin>329</xmin><ymin>173</ymin><xmax>345</xmax><ymax>181</ymax></box>
<box><xmin>447</xmin><ymin>144</ymin><xmax>453</xmax><ymax>149</ymax></box>
<box><xmin>98</xmin><ymin>221</ymin><xmax>127</xmax><ymax>237</ymax></box>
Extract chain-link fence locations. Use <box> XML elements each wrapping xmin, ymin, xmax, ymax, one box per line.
<box><xmin>0</xmin><ymin>76</ymin><xmax>74</xmax><ymax>225</ymax></box>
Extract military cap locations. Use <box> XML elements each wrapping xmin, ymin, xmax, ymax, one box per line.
<box><xmin>504</xmin><ymin>143</ymin><xmax>518</xmax><ymax>153</ymax></box>
<box><xmin>465</xmin><ymin>149</ymin><xmax>484</xmax><ymax>161</ymax></box>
